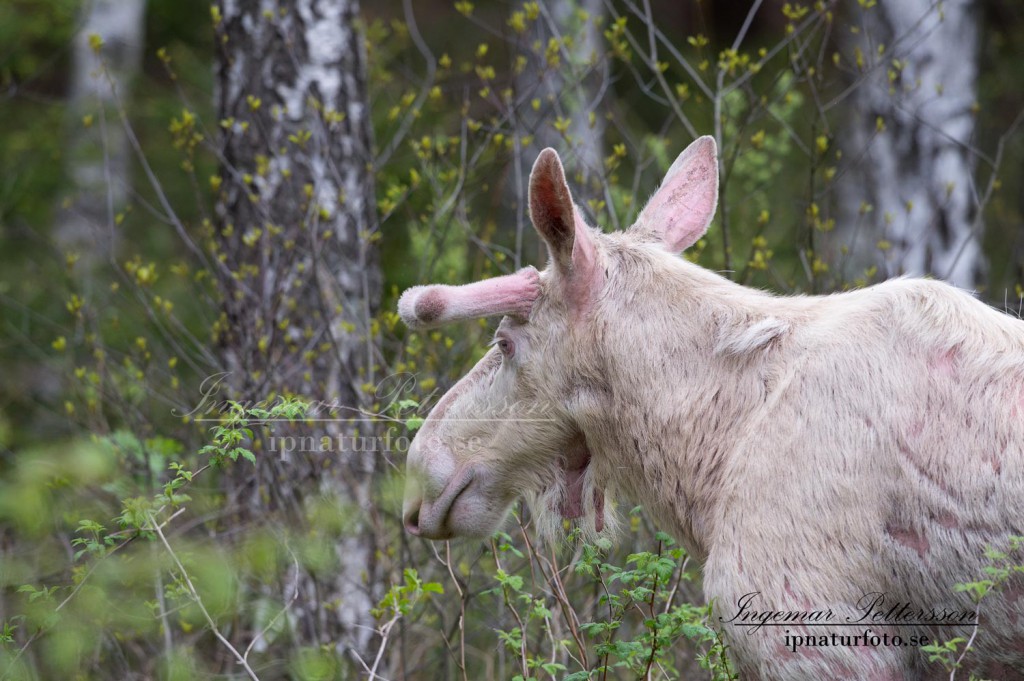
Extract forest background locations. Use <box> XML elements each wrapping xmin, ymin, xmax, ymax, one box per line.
<box><xmin>1</xmin><ymin>0</ymin><xmax>1023</xmax><ymax>679</ymax></box>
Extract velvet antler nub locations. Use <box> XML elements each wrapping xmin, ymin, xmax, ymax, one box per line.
<box><xmin>398</xmin><ymin>267</ymin><xmax>541</xmax><ymax>330</ymax></box>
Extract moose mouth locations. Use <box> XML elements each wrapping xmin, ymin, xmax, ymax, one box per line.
<box><xmin>405</xmin><ymin>465</ymin><xmax>475</xmax><ymax>539</ymax></box>
<box><xmin>557</xmin><ymin>437</ymin><xmax>605</xmax><ymax>532</ymax></box>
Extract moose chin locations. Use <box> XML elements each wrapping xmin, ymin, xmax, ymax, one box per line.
<box><xmin>397</xmin><ymin>136</ymin><xmax>1024</xmax><ymax>680</ymax></box>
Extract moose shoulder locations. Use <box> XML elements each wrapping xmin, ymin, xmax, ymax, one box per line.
<box><xmin>397</xmin><ymin>136</ymin><xmax>1024</xmax><ymax>680</ymax></box>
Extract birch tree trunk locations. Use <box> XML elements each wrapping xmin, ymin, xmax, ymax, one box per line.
<box><xmin>520</xmin><ymin>0</ymin><xmax>605</xmax><ymax>176</ymax></box>
<box><xmin>55</xmin><ymin>0</ymin><xmax>146</xmax><ymax>275</ymax></box>
<box><xmin>838</xmin><ymin>0</ymin><xmax>983</xmax><ymax>289</ymax></box>
<box><xmin>213</xmin><ymin>0</ymin><xmax>384</xmax><ymax>667</ymax></box>
<box><xmin>511</xmin><ymin>0</ymin><xmax>606</xmax><ymax>264</ymax></box>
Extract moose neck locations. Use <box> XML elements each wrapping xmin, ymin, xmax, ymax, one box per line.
<box><xmin>579</xmin><ymin>246</ymin><xmax>784</xmax><ymax>562</ymax></box>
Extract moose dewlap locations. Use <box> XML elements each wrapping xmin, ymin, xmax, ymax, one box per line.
<box><xmin>398</xmin><ymin>136</ymin><xmax>1024</xmax><ymax>680</ymax></box>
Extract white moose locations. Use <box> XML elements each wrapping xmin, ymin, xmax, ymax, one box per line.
<box><xmin>398</xmin><ymin>137</ymin><xmax>1024</xmax><ymax>680</ymax></box>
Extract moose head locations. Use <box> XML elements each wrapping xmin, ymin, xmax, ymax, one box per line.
<box><xmin>398</xmin><ymin>137</ymin><xmax>719</xmax><ymax>543</ymax></box>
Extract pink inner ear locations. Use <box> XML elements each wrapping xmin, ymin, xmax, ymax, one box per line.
<box><xmin>637</xmin><ymin>136</ymin><xmax>719</xmax><ymax>253</ymax></box>
<box><xmin>398</xmin><ymin>267</ymin><xmax>541</xmax><ymax>330</ymax></box>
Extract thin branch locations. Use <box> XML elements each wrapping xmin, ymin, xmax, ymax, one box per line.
<box><xmin>147</xmin><ymin>511</ymin><xmax>261</xmax><ymax>681</ymax></box>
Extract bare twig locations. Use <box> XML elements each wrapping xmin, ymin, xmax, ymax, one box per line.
<box><xmin>146</xmin><ymin>511</ymin><xmax>261</xmax><ymax>681</ymax></box>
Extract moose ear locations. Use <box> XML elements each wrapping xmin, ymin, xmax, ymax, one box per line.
<box><xmin>634</xmin><ymin>136</ymin><xmax>719</xmax><ymax>253</ymax></box>
<box><xmin>528</xmin><ymin>148</ymin><xmax>596</xmax><ymax>278</ymax></box>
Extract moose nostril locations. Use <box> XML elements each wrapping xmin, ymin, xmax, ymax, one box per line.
<box><xmin>404</xmin><ymin>507</ymin><xmax>421</xmax><ymax>535</ymax></box>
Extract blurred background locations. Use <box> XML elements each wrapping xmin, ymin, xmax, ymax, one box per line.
<box><xmin>1</xmin><ymin>0</ymin><xmax>1022</xmax><ymax>678</ymax></box>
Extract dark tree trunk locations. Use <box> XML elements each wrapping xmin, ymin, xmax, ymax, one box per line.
<box><xmin>213</xmin><ymin>0</ymin><xmax>384</xmax><ymax>667</ymax></box>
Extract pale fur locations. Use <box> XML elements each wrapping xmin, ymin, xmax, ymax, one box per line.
<box><xmin>401</xmin><ymin>139</ymin><xmax>1024</xmax><ymax>680</ymax></box>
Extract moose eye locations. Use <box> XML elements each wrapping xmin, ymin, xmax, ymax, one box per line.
<box><xmin>496</xmin><ymin>338</ymin><xmax>515</xmax><ymax>358</ymax></box>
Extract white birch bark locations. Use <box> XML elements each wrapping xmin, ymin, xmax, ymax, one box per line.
<box><xmin>529</xmin><ymin>0</ymin><xmax>606</xmax><ymax>179</ymax></box>
<box><xmin>839</xmin><ymin>0</ymin><xmax>983</xmax><ymax>289</ymax></box>
<box><xmin>511</xmin><ymin>0</ymin><xmax>607</xmax><ymax>263</ymax></box>
<box><xmin>214</xmin><ymin>0</ymin><xmax>383</xmax><ymax>668</ymax></box>
<box><xmin>55</xmin><ymin>0</ymin><xmax>146</xmax><ymax>272</ymax></box>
